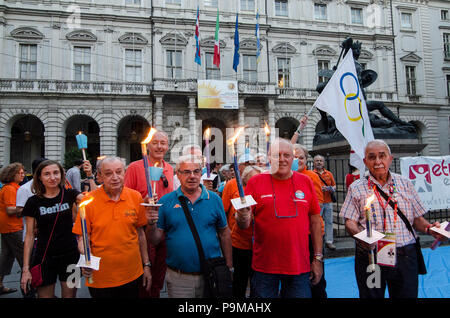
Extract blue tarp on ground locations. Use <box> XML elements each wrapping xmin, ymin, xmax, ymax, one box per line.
<box><xmin>325</xmin><ymin>245</ymin><xmax>450</xmax><ymax>298</ymax></box>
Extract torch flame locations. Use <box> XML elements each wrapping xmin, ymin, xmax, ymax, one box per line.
<box><xmin>154</xmin><ymin>162</ymin><xmax>158</xmax><ymax>168</ymax></box>
<box><xmin>97</xmin><ymin>155</ymin><xmax>106</xmax><ymax>161</ymax></box>
<box><xmin>79</xmin><ymin>196</ymin><xmax>94</xmax><ymax>208</ymax></box>
<box><xmin>204</xmin><ymin>128</ymin><xmax>211</xmax><ymax>140</ymax></box>
<box><xmin>78</xmin><ymin>131</ymin><xmax>82</xmax><ymax>135</ymax></box>
<box><xmin>365</xmin><ymin>194</ymin><xmax>376</xmax><ymax>210</ymax></box>
<box><xmin>141</xmin><ymin>128</ymin><xmax>157</xmax><ymax>145</ymax></box>
<box><xmin>264</xmin><ymin>122</ymin><xmax>270</xmax><ymax>136</ymax></box>
<box><xmin>227</xmin><ymin>127</ymin><xmax>245</xmax><ymax>146</ymax></box>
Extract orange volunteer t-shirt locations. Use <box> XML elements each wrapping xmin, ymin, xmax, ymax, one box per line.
<box><xmin>229</xmin><ymin>187</ymin><xmax>253</xmax><ymax>251</ymax></box>
<box><xmin>314</xmin><ymin>169</ymin><xmax>336</xmax><ymax>203</ymax></box>
<box><xmin>221</xmin><ymin>178</ymin><xmax>238</xmax><ymax>226</ymax></box>
<box><xmin>0</xmin><ymin>183</ymin><xmax>22</xmax><ymax>234</ymax></box>
<box><xmin>73</xmin><ymin>186</ymin><xmax>147</xmax><ymax>288</ymax></box>
<box><xmin>299</xmin><ymin>169</ymin><xmax>324</xmax><ymax>204</ymax></box>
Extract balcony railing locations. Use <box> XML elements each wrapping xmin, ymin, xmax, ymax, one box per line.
<box><xmin>0</xmin><ymin>78</ymin><xmax>398</xmax><ymax>102</ymax></box>
<box><xmin>0</xmin><ymin>79</ymin><xmax>152</xmax><ymax>95</ymax></box>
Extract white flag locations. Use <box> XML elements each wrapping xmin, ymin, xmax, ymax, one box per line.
<box><xmin>313</xmin><ymin>49</ymin><xmax>374</xmax><ymax>176</ymax></box>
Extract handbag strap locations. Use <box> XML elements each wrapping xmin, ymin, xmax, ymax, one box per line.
<box><xmin>178</xmin><ymin>196</ymin><xmax>207</xmax><ymax>270</ymax></box>
<box><xmin>40</xmin><ymin>188</ymin><xmax>64</xmax><ymax>264</ymax></box>
<box><xmin>367</xmin><ymin>177</ymin><xmax>418</xmax><ymax>241</ymax></box>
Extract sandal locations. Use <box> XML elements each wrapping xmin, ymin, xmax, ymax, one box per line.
<box><xmin>0</xmin><ymin>286</ymin><xmax>17</xmax><ymax>295</ymax></box>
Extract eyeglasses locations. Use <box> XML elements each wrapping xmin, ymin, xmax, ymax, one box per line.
<box><xmin>178</xmin><ymin>169</ymin><xmax>202</xmax><ymax>176</ymax></box>
<box><xmin>270</xmin><ymin>176</ymin><xmax>299</xmax><ymax>218</ymax></box>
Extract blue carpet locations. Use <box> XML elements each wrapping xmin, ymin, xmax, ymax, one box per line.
<box><xmin>325</xmin><ymin>245</ymin><xmax>450</xmax><ymax>298</ymax></box>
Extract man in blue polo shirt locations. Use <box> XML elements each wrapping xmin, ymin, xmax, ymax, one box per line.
<box><xmin>146</xmin><ymin>154</ymin><xmax>232</xmax><ymax>298</ymax></box>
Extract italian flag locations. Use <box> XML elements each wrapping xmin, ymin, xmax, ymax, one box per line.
<box><xmin>213</xmin><ymin>9</ymin><xmax>220</xmax><ymax>67</ymax></box>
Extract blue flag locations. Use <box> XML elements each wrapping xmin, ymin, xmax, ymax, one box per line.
<box><xmin>233</xmin><ymin>13</ymin><xmax>239</xmax><ymax>72</ymax></box>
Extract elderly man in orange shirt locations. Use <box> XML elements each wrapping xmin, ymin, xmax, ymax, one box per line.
<box><xmin>73</xmin><ymin>157</ymin><xmax>151</xmax><ymax>298</ymax></box>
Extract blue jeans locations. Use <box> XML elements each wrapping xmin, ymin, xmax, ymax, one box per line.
<box><xmin>251</xmin><ymin>271</ymin><xmax>312</xmax><ymax>298</ymax></box>
<box><xmin>321</xmin><ymin>202</ymin><xmax>334</xmax><ymax>244</ymax></box>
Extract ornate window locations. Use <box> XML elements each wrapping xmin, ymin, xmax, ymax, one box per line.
<box><xmin>74</xmin><ymin>47</ymin><xmax>91</xmax><ymax>81</ymax></box>
<box><xmin>166</xmin><ymin>50</ymin><xmax>182</xmax><ymax>79</ymax></box>
<box><xmin>125</xmin><ymin>49</ymin><xmax>142</xmax><ymax>82</ymax></box>
<box><xmin>243</xmin><ymin>55</ymin><xmax>257</xmax><ymax>82</ymax></box>
<box><xmin>19</xmin><ymin>44</ymin><xmax>37</xmax><ymax>79</ymax></box>
<box><xmin>275</xmin><ymin>0</ymin><xmax>288</xmax><ymax>17</ymax></box>
<box><xmin>277</xmin><ymin>58</ymin><xmax>290</xmax><ymax>88</ymax></box>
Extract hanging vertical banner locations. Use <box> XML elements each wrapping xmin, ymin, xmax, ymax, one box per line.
<box><xmin>197</xmin><ymin>80</ymin><xmax>238</xmax><ymax>109</ymax></box>
<box><xmin>400</xmin><ymin>155</ymin><xmax>450</xmax><ymax>210</ymax></box>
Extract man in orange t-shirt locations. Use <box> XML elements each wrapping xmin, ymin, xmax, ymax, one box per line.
<box><xmin>313</xmin><ymin>155</ymin><xmax>336</xmax><ymax>251</ymax></box>
<box><xmin>0</xmin><ymin>162</ymin><xmax>25</xmax><ymax>294</ymax></box>
<box><xmin>73</xmin><ymin>157</ymin><xmax>151</xmax><ymax>298</ymax></box>
<box><xmin>124</xmin><ymin>130</ymin><xmax>173</xmax><ymax>298</ymax></box>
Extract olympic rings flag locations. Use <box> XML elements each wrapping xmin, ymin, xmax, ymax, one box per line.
<box><xmin>313</xmin><ymin>48</ymin><xmax>374</xmax><ymax>175</ymax></box>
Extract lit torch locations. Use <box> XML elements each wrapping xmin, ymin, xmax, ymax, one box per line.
<box><xmin>227</xmin><ymin>127</ymin><xmax>246</xmax><ymax>203</ymax></box>
<box><xmin>264</xmin><ymin>122</ymin><xmax>271</xmax><ymax>167</ymax></box>
<box><xmin>79</xmin><ymin>196</ymin><xmax>94</xmax><ymax>284</ymax></box>
<box><xmin>141</xmin><ymin>128</ymin><xmax>157</xmax><ymax>200</ymax></box>
<box><xmin>365</xmin><ymin>193</ymin><xmax>376</xmax><ymax>271</ymax></box>
<box><xmin>204</xmin><ymin>128</ymin><xmax>211</xmax><ymax>178</ymax></box>
<box><xmin>76</xmin><ymin>131</ymin><xmax>88</xmax><ymax>161</ymax></box>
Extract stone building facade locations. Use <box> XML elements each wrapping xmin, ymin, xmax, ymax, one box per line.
<box><xmin>0</xmin><ymin>0</ymin><xmax>449</xmax><ymax>170</ymax></box>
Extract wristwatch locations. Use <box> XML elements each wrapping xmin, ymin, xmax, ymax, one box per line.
<box><xmin>143</xmin><ymin>262</ymin><xmax>152</xmax><ymax>268</ymax></box>
<box><xmin>314</xmin><ymin>253</ymin><xmax>324</xmax><ymax>262</ymax></box>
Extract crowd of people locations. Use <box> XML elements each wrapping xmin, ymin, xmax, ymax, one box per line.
<box><xmin>0</xmin><ymin>127</ymin><xmax>447</xmax><ymax>299</ymax></box>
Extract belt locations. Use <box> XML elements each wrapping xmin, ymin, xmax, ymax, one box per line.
<box><xmin>167</xmin><ymin>266</ymin><xmax>202</xmax><ymax>276</ymax></box>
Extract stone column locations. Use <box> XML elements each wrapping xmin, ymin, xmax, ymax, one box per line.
<box><xmin>45</xmin><ymin>107</ymin><xmax>64</xmax><ymax>162</ymax></box>
<box><xmin>99</xmin><ymin>110</ymin><xmax>116</xmax><ymax>157</ymax></box>
<box><xmin>188</xmin><ymin>96</ymin><xmax>198</xmax><ymax>145</ymax></box>
<box><xmin>237</xmin><ymin>98</ymin><xmax>246</xmax><ymax>156</ymax></box>
<box><xmin>267</xmin><ymin>98</ymin><xmax>276</xmax><ymax>136</ymax></box>
<box><xmin>154</xmin><ymin>95</ymin><xmax>163</xmax><ymax>130</ymax></box>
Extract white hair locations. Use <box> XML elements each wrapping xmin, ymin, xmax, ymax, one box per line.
<box><xmin>97</xmin><ymin>156</ymin><xmax>126</xmax><ymax>174</ymax></box>
<box><xmin>242</xmin><ymin>165</ymin><xmax>265</xmax><ymax>185</ymax></box>
<box><xmin>365</xmin><ymin>139</ymin><xmax>392</xmax><ymax>156</ymax></box>
<box><xmin>176</xmin><ymin>154</ymin><xmax>203</xmax><ymax>171</ymax></box>
<box><xmin>268</xmin><ymin>138</ymin><xmax>293</xmax><ymax>156</ymax></box>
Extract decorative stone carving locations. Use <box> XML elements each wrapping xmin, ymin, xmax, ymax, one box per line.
<box><xmin>272</xmin><ymin>42</ymin><xmax>296</xmax><ymax>54</ymax></box>
<box><xmin>118</xmin><ymin>32</ymin><xmax>148</xmax><ymax>45</ymax></box>
<box><xmin>200</xmin><ymin>36</ymin><xmax>226</xmax><ymax>49</ymax></box>
<box><xmin>11</xmin><ymin>27</ymin><xmax>44</xmax><ymax>40</ymax></box>
<box><xmin>66</xmin><ymin>30</ymin><xmax>97</xmax><ymax>42</ymax></box>
<box><xmin>312</xmin><ymin>45</ymin><xmax>336</xmax><ymax>56</ymax></box>
<box><xmin>160</xmin><ymin>32</ymin><xmax>188</xmax><ymax>47</ymax></box>
<box><xmin>400</xmin><ymin>52</ymin><xmax>422</xmax><ymax>63</ymax></box>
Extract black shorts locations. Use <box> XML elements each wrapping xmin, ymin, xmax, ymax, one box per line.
<box><xmin>34</xmin><ymin>249</ymin><xmax>80</xmax><ymax>287</ymax></box>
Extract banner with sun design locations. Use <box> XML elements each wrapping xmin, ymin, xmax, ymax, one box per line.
<box><xmin>197</xmin><ymin>80</ymin><xmax>239</xmax><ymax>109</ymax></box>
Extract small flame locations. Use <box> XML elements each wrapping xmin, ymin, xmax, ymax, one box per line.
<box><xmin>141</xmin><ymin>128</ymin><xmax>157</xmax><ymax>145</ymax></box>
<box><xmin>78</xmin><ymin>131</ymin><xmax>82</xmax><ymax>135</ymax></box>
<box><xmin>365</xmin><ymin>194</ymin><xmax>376</xmax><ymax>210</ymax></box>
<box><xmin>154</xmin><ymin>162</ymin><xmax>158</xmax><ymax>168</ymax></box>
<box><xmin>204</xmin><ymin>128</ymin><xmax>211</xmax><ymax>140</ymax></box>
<box><xmin>97</xmin><ymin>155</ymin><xmax>106</xmax><ymax>161</ymax></box>
<box><xmin>79</xmin><ymin>196</ymin><xmax>94</xmax><ymax>208</ymax></box>
<box><xmin>227</xmin><ymin>127</ymin><xmax>245</xmax><ymax>146</ymax></box>
<box><xmin>264</xmin><ymin>122</ymin><xmax>271</xmax><ymax>136</ymax></box>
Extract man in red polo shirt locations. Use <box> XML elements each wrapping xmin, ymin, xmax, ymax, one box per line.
<box><xmin>236</xmin><ymin>138</ymin><xmax>323</xmax><ymax>298</ymax></box>
<box><xmin>124</xmin><ymin>130</ymin><xmax>173</xmax><ymax>298</ymax></box>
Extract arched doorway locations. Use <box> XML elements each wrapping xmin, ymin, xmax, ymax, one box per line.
<box><xmin>276</xmin><ymin>117</ymin><xmax>300</xmax><ymax>141</ymax></box>
<box><xmin>202</xmin><ymin>118</ymin><xmax>226</xmax><ymax>164</ymax></box>
<box><xmin>117</xmin><ymin>115</ymin><xmax>150</xmax><ymax>164</ymax></box>
<box><xmin>10</xmin><ymin>115</ymin><xmax>45</xmax><ymax>173</ymax></box>
<box><xmin>65</xmin><ymin>115</ymin><xmax>100</xmax><ymax>164</ymax></box>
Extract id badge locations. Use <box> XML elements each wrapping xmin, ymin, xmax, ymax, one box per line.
<box><xmin>377</xmin><ymin>232</ymin><xmax>396</xmax><ymax>267</ymax></box>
